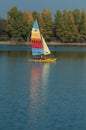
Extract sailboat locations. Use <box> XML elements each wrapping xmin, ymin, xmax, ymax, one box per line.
<box><xmin>31</xmin><ymin>20</ymin><xmax>57</xmax><ymax>62</ymax></box>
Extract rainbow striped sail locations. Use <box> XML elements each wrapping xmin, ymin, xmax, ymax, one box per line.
<box><xmin>31</xmin><ymin>20</ymin><xmax>51</xmax><ymax>59</ymax></box>
<box><xmin>31</xmin><ymin>20</ymin><xmax>44</xmax><ymax>56</ymax></box>
<box><xmin>30</xmin><ymin>20</ymin><xmax>57</xmax><ymax>62</ymax></box>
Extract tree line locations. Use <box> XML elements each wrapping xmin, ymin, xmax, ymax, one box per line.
<box><xmin>0</xmin><ymin>6</ymin><xmax>86</xmax><ymax>44</ymax></box>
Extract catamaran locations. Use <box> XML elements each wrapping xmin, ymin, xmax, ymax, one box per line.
<box><xmin>30</xmin><ymin>20</ymin><xmax>56</xmax><ymax>62</ymax></box>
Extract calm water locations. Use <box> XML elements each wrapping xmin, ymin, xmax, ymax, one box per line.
<box><xmin>0</xmin><ymin>46</ymin><xmax>86</xmax><ymax>130</ymax></box>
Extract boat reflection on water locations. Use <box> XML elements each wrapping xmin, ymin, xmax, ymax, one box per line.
<box><xmin>29</xmin><ymin>63</ymin><xmax>50</xmax><ymax>128</ymax></box>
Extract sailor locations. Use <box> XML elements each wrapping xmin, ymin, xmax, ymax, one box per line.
<box><xmin>41</xmin><ymin>55</ymin><xmax>43</xmax><ymax>59</ymax></box>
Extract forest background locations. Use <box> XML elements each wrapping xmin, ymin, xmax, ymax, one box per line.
<box><xmin>0</xmin><ymin>6</ymin><xmax>86</xmax><ymax>45</ymax></box>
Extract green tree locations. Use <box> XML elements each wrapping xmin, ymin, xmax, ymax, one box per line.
<box><xmin>79</xmin><ymin>10</ymin><xmax>86</xmax><ymax>42</ymax></box>
<box><xmin>42</xmin><ymin>9</ymin><xmax>53</xmax><ymax>41</ymax></box>
<box><xmin>73</xmin><ymin>9</ymin><xmax>82</xmax><ymax>31</ymax></box>
<box><xmin>0</xmin><ymin>18</ymin><xmax>9</xmax><ymax>41</ymax></box>
<box><xmin>62</xmin><ymin>10</ymin><xmax>78</xmax><ymax>42</ymax></box>
<box><xmin>54</xmin><ymin>10</ymin><xmax>78</xmax><ymax>42</ymax></box>
<box><xmin>7</xmin><ymin>6</ymin><xmax>30</xmax><ymax>42</ymax></box>
<box><xmin>54</xmin><ymin>10</ymin><xmax>64</xmax><ymax>42</ymax></box>
<box><xmin>32</xmin><ymin>11</ymin><xmax>39</xmax><ymax>21</ymax></box>
<box><xmin>73</xmin><ymin>9</ymin><xmax>86</xmax><ymax>42</ymax></box>
<box><xmin>32</xmin><ymin>11</ymin><xmax>44</xmax><ymax>33</ymax></box>
<box><xmin>73</xmin><ymin>9</ymin><xmax>82</xmax><ymax>41</ymax></box>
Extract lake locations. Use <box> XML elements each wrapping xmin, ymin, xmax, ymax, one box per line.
<box><xmin>0</xmin><ymin>45</ymin><xmax>86</xmax><ymax>130</ymax></box>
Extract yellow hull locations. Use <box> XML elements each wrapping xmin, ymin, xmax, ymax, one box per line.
<box><xmin>35</xmin><ymin>58</ymin><xmax>57</xmax><ymax>63</ymax></box>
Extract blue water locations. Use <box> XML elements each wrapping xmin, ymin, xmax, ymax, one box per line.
<box><xmin>0</xmin><ymin>46</ymin><xmax>86</xmax><ymax>130</ymax></box>
<box><xmin>1</xmin><ymin>45</ymin><xmax>86</xmax><ymax>52</ymax></box>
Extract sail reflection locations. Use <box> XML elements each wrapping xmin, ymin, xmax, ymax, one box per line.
<box><xmin>42</xmin><ymin>63</ymin><xmax>50</xmax><ymax>86</ymax></box>
<box><xmin>29</xmin><ymin>63</ymin><xmax>50</xmax><ymax>128</ymax></box>
<box><xmin>30</xmin><ymin>63</ymin><xmax>42</xmax><ymax>109</ymax></box>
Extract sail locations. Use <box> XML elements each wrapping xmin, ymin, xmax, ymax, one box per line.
<box><xmin>41</xmin><ymin>35</ymin><xmax>51</xmax><ymax>55</ymax></box>
<box><xmin>31</xmin><ymin>20</ymin><xmax>44</xmax><ymax>56</ymax></box>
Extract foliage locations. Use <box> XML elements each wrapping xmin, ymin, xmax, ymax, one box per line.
<box><xmin>79</xmin><ymin>10</ymin><xmax>86</xmax><ymax>42</ymax></box>
<box><xmin>32</xmin><ymin>11</ymin><xmax>44</xmax><ymax>34</ymax></box>
<box><xmin>42</xmin><ymin>9</ymin><xmax>53</xmax><ymax>41</ymax></box>
<box><xmin>54</xmin><ymin>10</ymin><xmax>78</xmax><ymax>42</ymax></box>
<box><xmin>7</xmin><ymin>7</ymin><xmax>30</xmax><ymax>42</ymax></box>
<box><xmin>1</xmin><ymin>7</ymin><xmax>86</xmax><ymax>43</ymax></box>
<box><xmin>54</xmin><ymin>10</ymin><xmax>64</xmax><ymax>42</ymax></box>
<box><xmin>0</xmin><ymin>18</ymin><xmax>9</xmax><ymax>41</ymax></box>
<box><xmin>24</xmin><ymin>11</ymin><xmax>33</xmax><ymax>41</ymax></box>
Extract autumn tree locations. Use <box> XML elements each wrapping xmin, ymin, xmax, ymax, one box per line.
<box><xmin>24</xmin><ymin>11</ymin><xmax>33</xmax><ymax>41</ymax></box>
<box><xmin>37</xmin><ymin>13</ymin><xmax>44</xmax><ymax>35</ymax></box>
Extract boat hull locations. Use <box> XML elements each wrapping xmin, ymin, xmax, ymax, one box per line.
<box><xmin>35</xmin><ymin>58</ymin><xmax>57</xmax><ymax>62</ymax></box>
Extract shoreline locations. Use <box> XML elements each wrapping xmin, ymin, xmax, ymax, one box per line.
<box><xmin>0</xmin><ymin>41</ymin><xmax>86</xmax><ymax>46</ymax></box>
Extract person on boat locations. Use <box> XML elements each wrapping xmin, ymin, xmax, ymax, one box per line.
<box><xmin>41</xmin><ymin>55</ymin><xmax>43</xmax><ymax>59</ymax></box>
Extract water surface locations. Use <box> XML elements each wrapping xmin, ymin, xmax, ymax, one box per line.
<box><xmin>0</xmin><ymin>46</ymin><xmax>86</xmax><ymax>130</ymax></box>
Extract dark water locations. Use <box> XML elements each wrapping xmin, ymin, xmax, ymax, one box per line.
<box><xmin>0</xmin><ymin>46</ymin><xmax>86</xmax><ymax>130</ymax></box>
